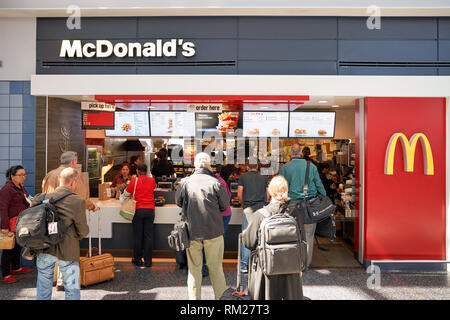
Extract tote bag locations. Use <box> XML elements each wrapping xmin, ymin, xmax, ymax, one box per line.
<box><xmin>0</xmin><ymin>232</ymin><xmax>15</xmax><ymax>250</ymax></box>
<box><xmin>119</xmin><ymin>177</ymin><xmax>138</xmax><ymax>221</ymax></box>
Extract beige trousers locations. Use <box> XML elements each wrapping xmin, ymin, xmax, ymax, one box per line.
<box><xmin>186</xmin><ymin>235</ymin><xmax>227</xmax><ymax>300</ymax></box>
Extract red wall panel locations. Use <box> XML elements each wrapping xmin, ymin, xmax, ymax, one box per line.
<box><xmin>364</xmin><ymin>97</ymin><xmax>446</xmax><ymax>260</ymax></box>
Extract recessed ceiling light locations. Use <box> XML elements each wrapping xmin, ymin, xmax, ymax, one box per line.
<box><xmin>332</xmin><ymin>105</ymin><xmax>340</xmax><ymax>108</ymax></box>
<box><xmin>260</xmin><ymin>106</ymin><xmax>269</xmax><ymax>109</ymax></box>
<box><xmin>318</xmin><ymin>100</ymin><xmax>328</xmax><ymax>104</ymax></box>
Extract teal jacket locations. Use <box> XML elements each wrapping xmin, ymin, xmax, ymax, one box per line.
<box><xmin>279</xmin><ymin>158</ymin><xmax>326</xmax><ymax>200</ymax></box>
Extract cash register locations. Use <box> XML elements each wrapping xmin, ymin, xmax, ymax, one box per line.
<box><xmin>154</xmin><ymin>176</ymin><xmax>177</xmax><ymax>204</ymax></box>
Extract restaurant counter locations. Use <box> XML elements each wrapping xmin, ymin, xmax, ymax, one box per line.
<box><xmin>84</xmin><ymin>198</ymin><xmax>243</xmax><ymax>241</ymax></box>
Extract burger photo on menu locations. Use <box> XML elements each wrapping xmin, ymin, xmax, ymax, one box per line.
<box><xmin>318</xmin><ymin>129</ymin><xmax>327</xmax><ymax>136</ymax></box>
<box><xmin>216</xmin><ymin>112</ymin><xmax>239</xmax><ymax>135</ymax></box>
<box><xmin>294</xmin><ymin>129</ymin><xmax>307</xmax><ymax>135</ymax></box>
<box><xmin>246</xmin><ymin>128</ymin><xmax>260</xmax><ymax>135</ymax></box>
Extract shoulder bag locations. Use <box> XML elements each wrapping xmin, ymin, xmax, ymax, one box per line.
<box><xmin>295</xmin><ymin>161</ymin><xmax>336</xmax><ymax>224</ymax></box>
<box><xmin>119</xmin><ymin>177</ymin><xmax>138</xmax><ymax>221</ymax></box>
<box><xmin>168</xmin><ymin>182</ymin><xmax>190</xmax><ymax>251</ymax></box>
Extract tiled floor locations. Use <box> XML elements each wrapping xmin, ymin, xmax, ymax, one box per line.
<box><xmin>1</xmin><ymin>256</ymin><xmax>448</xmax><ymax>300</ymax></box>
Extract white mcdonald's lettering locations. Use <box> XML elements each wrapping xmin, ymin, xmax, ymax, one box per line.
<box><xmin>384</xmin><ymin>132</ymin><xmax>434</xmax><ymax>176</ymax></box>
<box><xmin>59</xmin><ymin>39</ymin><xmax>196</xmax><ymax>58</ymax></box>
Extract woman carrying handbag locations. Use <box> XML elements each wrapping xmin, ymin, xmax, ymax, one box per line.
<box><xmin>122</xmin><ymin>164</ymin><xmax>156</xmax><ymax>268</ymax></box>
<box><xmin>0</xmin><ymin>166</ymin><xmax>31</xmax><ymax>284</ymax></box>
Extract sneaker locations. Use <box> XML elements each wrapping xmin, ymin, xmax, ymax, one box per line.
<box><xmin>131</xmin><ymin>259</ymin><xmax>142</xmax><ymax>267</ymax></box>
<box><xmin>56</xmin><ymin>285</ymin><xmax>65</xmax><ymax>291</ymax></box>
<box><xmin>1</xmin><ymin>275</ymin><xmax>17</xmax><ymax>283</ymax></box>
<box><xmin>240</xmin><ymin>266</ymin><xmax>248</xmax><ymax>274</ymax></box>
<box><xmin>10</xmin><ymin>268</ymin><xmax>31</xmax><ymax>275</ymax></box>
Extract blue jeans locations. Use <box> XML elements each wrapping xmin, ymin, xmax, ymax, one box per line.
<box><xmin>241</xmin><ymin>211</ymin><xmax>250</xmax><ymax>269</ymax></box>
<box><xmin>36</xmin><ymin>254</ymin><xmax>80</xmax><ymax>300</ymax></box>
<box><xmin>241</xmin><ymin>205</ymin><xmax>264</xmax><ymax>269</ymax></box>
<box><xmin>223</xmin><ymin>215</ymin><xmax>231</xmax><ymax>238</ymax></box>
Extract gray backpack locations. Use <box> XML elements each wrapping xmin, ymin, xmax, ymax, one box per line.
<box><xmin>257</xmin><ymin>207</ymin><xmax>307</xmax><ymax>276</ymax></box>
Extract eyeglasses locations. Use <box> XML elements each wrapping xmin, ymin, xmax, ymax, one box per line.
<box><xmin>14</xmin><ymin>173</ymin><xmax>27</xmax><ymax>177</ymax></box>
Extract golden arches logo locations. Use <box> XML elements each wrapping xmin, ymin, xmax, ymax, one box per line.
<box><xmin>384</xmin><ymin>133</ymin><xmax>434</xmax><ymax>175</ymax></box>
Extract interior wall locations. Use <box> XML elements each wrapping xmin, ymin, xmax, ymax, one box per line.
<box><xmin>0</xmin><ymin>18</ymin><xmax>36</xmax><ymax>81</ymax></box>
<box><xmin>334</xmin><ymin>108</ymin><xmax>355</xmax><ymax>140</ymax></box>
<box><xmin>46</xmin><ymin>97</ymin><xmax>85</xmax><ymax>173</ymax></box>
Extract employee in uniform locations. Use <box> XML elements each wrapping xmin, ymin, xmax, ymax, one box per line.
<box><xmin>110</xmin><ymin>162</ymin><xmax>131</xmax><ymax>196</ymax></box>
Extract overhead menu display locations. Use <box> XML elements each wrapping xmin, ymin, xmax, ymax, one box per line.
<box><xmin>150</xmin><ymin>112</ymin><xmax>195</xmax><ymax>137</ymax></box>
<box><xmin>289</xmin><ymin>112</ymin><xmax>336</xmax><ymax>138</ymax></box>
<box><xmin>243</xmin><ymin>112</ymin><xmax>289</xmax><ymax>137</ymax></box>
<box><xmin>105</xmin><ymin>111</ymin><xmax>150</xmax><ymax>137</ymax></box>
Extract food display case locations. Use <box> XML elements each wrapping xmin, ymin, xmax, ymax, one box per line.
<box><xmin>86</xmin><ymin>145</ymin><xmax>102</xmax><ymax>197</ymax></box>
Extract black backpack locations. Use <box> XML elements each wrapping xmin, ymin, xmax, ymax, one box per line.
<box><xmin>15</xmin><ymin>192</ymin><xmax>73</xmax><ymax>251</ymax></box>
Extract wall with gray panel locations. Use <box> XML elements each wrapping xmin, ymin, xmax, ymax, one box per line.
<box><xmin>36</xmin><ymin>17</ymin><xmax>450</xmax><ymax>76</ymax></box>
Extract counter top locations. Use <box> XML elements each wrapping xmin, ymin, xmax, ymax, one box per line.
<box><xmin>86</xmin><ymin>198</ymin><xmax>243</xmax><ymax>239</ymax></box>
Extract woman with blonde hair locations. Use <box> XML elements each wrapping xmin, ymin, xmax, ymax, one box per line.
<box><xmin>242</xmin><ymin>175</ymin><xmax>305</xmax><ymax>300</ymax></box>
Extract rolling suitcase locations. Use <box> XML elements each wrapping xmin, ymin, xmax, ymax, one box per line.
<box><xmin>220</xmin><ymin>233</ymin><xmax>251</xmax><ymax>300</ymax></box>
<box><xmin>79</xmin><ymin>210</ymin><xmax>114</xmax><ymax>287</ymax></box>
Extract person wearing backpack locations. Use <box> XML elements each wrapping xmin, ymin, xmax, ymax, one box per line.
<box><xmin>33</xmin><ymin>167</ymin><xmax>89</xmax><ymax>300</ymax></box>
<box><xmin>0</xmin><ymin>166</ymin><xmax>31</xmax><ymax>284</ymax></box>
<box><xmin>41</xmin><ymin>151</ymin><xmax>99</xmax><ymax>291</ymax></box>
<box><xmin>242</xmin><ymin>175</ymin><xmax>305</xmax><ymax>300</ymax></box>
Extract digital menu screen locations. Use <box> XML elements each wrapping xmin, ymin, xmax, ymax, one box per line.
<box><xmin>82</xmin><ymin>111</ymin><xmax>115</xmax><ymax>130</ymax></box>
<box><xmin>150</xmin><ymin>112</ymin><xmax>195</xmax><ymax>137</ymax></box>
<box><xmin>289</xmin><ymin>112</ymin><xmax>336</xmax><ymax>138</ymax></box>
<box><xmin>243</xmin><ymin>112</ymin><xmax>289</xmax><ymax>137</ymax></box>
<box><xmin>195</xmin><ymin>112</ymin><xmax>242</xmax><ymax>137</ymax></box>
<box><xmin>105</xmin><ymin>111</ymin><xmax>150</xmax><ymax>137</ymax></box>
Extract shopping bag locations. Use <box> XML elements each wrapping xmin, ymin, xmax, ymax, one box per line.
<box><xmin>119</xmin><ymin>177</ymin><xmax>138</xmax><ymax>221</ymax></box>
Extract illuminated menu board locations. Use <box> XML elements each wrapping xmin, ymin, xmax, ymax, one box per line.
<box><xmin>82</xmin><ymin>111</ymin><xmax>115</xmax><ymax>130</ymax></box>
<box><xmin>105</xmin><ymin>112</ymin><xmax>150</xmax><ymax>137</ymax></box>
<box><xmin>150</xmin><ymin>112</ymin><xmax>195</xmax><ymax>137</ymax></box>
<box><xmin>289</xmin><ymin>112</ymin><xmax>336</xmax><ymax>138</ymax></box>
<box><xmin>243</xmin><ymin>112</ymin><xmax>289</xmax><ymax>137</ymax></box>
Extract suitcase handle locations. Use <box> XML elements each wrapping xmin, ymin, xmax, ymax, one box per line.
<box><xmin>87</xmin><ymin>208</ymin><xmax>102</xmax><ymax>257</ymax></box>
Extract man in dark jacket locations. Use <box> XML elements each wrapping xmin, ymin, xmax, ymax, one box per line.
<box><xmin>34</xmin><ymin>167</ymin><xmax>89</xmax><ymax>300</ymax></box>
<box><xmin>175</xmin><ymin>152</ymin><xmax>230</xmax><ymax>300</ymax></box>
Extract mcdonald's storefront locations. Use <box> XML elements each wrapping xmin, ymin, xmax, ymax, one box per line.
<box><xmin>355</xmin><ymin>97</ymin><xmax>448</xmax><ymax>270</ymax></box>
<box><xmin>25</xmin><ymin>16</ymin><xmax>450</xmax><ymax>271</ymax></box>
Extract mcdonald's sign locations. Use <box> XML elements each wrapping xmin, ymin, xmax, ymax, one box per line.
<box><xmin>384</xmin><ymin>132</ymin><xmax>434</xmax><ymax>175</ymax></box>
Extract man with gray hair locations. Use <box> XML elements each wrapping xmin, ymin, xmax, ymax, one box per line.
<box><xmin>280</xmin><ymin>143</ymin><xmax>326</xmax><ymax>270</ymax></box>
<box><xmin>175</xmin><ymin>152</ymin><xmax>230</xmax><ymax>300</ymax></box>
<box><xmin>42</xmin><ymin>151</ymin><xmax>98</xmax><ymax>212</ymax></box>
<box><xmin>41</xmin><ymin>151</ymin><xmax>99</xmax><ymax>291</ymax></box>
<box><xmin>34</xmin><ymin>167</ymin><xmax>89</xmax><ymax>300</ymax></box>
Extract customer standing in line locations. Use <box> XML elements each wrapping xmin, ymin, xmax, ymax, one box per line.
<box><xmin>41</xmin><ymin>151</ymin><xmax>99</xmax><ymax>291</ymax></box>
<box><xmin>122</xmin><ymin>163</ymin><xmax>156</xmax><ymax>267</ymax></box>
<box><xmin>175</xmin><ymin>153</ymin><xmax>229</xmax><ymax>300</ymax></box>
<box><xmin>0</xmin><ymin>166</ymin><xmax>31</xmax><ymax>284</ymax></box>
<box><xmin>216</xmin><ymin>164</ymin><xmax>236</xmax><ymax>237</ymax></box>
<box><xmin>242</xmin><ymin>175</ymin><xmax>304</xmax><ymax>300</ymax></box>
<box><xmin>237</xmin><ymin>162</ymin><xmax>269</xmax><ymax>273</ymax></box>
<box><xmin>280</xmin><ymin>143</ymin><xmax>326</xmax><ymax>269</ymax></box>
<box><xmin>34</xmin><ymin>167</ymin><xmax>89</xmax><ymax>300</ymax></box>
